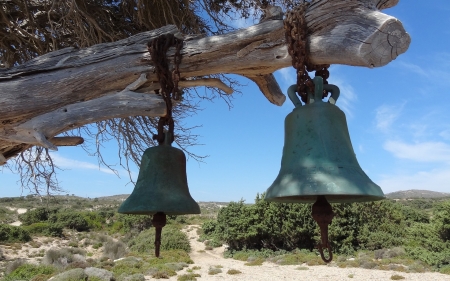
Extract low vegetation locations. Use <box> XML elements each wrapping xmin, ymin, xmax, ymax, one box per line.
<box><xmin>201</xmin><ymin>193</ymin><xmax>450</xmax><ymax>273</ymax></box>
<box><xmin>0</xmin><ymin>193</ymin><xmax>449</xmax><ymax>280</ymax></box>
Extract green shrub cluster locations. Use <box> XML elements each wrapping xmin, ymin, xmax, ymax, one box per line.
<box><xmin>2</xmin><ymin>263</ymin><xmax>56</xmax><ymax>281</ymax></box>
<box><xmin>0</xmin><ymin>224</ymin><xmax>31</xmax><ymax>242</ymax></box>
<box><xmin>203</xmin><ymin>193</ymin><xmax>450</xmax><ymax>270</ymax></box>
<box><xmin>128</xmin><ymin>225</ymin><xmax>191</xmax><ymax>253</ymax></box>
<box><xmin>23</xmin><ymin>222</ymin><xmax>63</xmax><ymax>237</ymax></box>
<box><xmin>17</xmin><ymin>206</ymin><xmax>109</xmax><ymax>233</ymax></box>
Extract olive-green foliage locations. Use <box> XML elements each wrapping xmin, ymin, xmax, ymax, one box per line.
<box><xmin>111</xmin><ymin>251</ymin><xmax>191</xmax><ymax>279</ymax></box>
<box><xmin>82</xmin><ymin>211</ymin><xmax>106</xmax><ymax>231</ymax></box>
<box><xmin>213</xmin><ymin>195</ymin><xmax>316</xmax><ymax>251</ymax></box>
<box><xmin>5</xmin><ymin>258</ymin><xmax>27</xmax><ymax>274</ymax></box>
<box><xmin>177</xmin><ymin>273</ymin><xmax>201</xmax><ymax>281</ymax></box>
<box><xmin>2</xmin><ymin>263</ymin><xmax>56</xmax><ymax>281</ymax></box>
<box><xmin>209</xmin><ymin>195</ymin><xmax>407</xmax><ymax>254</ymax></box>
<box><xmin>404</xmin><ymin>222</ymin><xmax>450</xmax><ymax>268</ymax></box>
<box><xmin>226</xmin><ymin>269</ymin><xmax>241</xmax><ymax>274</ymax></box>
<box><xmin>108</xmin><ymin>213</ymin><xmax>153</xmax><ymax>234</ymax></box>
<box><xmin>43</xmin><ymin>247</ymin><xmax>86</xmax><ymax>270</ymax></box>
<box><xmin>49</xmin><ymin>268</ymin><xmax>87</xmax><ymax>281</ymax></box>
<box><xmin>54</xmin><ymin>210</ymin><xmax>89</xmax><ymax>231</ymax></box>
<box><xmin>128</xmin><ymin>225</ymin><xmax>191</xmax><ymax>253</ymax></box>
<box><xmin>19</xmin><ymin>207</ymin><xmax>58</xmax><ymax>225</ymax></box>
<box><xmin>0</xmin><ymin>224</ymin><xmax>31</xmax><ymax>242</ymax></box>
<box><xmin>23</xmin><ymin>222</ymin><xmax>63</xmax><ymax>237</ymax></box>
<box><xmin>0</xmin><ymin>207</ymin><xmax>16</xmax><ymax>224</ymax></box>
<box><xmin>209</xmin><ymin>193</ymin><xmax>450</xmax><ymax>269</ymax></box>
<box><xmin>103</xmin><ymin>239</ymin><xmax>128</xmax><ymax>260</ymax></box>
<box><xmin>433</xmin><ymin>201</ymin><xmax>450</xmax><ymax>241</ymax></box>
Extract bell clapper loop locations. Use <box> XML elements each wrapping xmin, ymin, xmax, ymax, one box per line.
<box><xmin>311</xmin><ymin>196</ymin><xmax>335</xmax><ymax>263</ymax></box>
<box><xmin>288</xmin><ymin>84</ymin><xmax>303</xmax><ymax>108</ymax></box>
<box><xmin>323</xmin><ymin>83</ymin><xmax>340</xmax><ymax>105</ymax></box>
<box><xmin>152</xmin><ymin>212</ymin><xmax>167</xmax><ymax>258</ymax></box>
<box><xmin>288</xmin><ymin>77</ymin><xmax>340</xmax><ymax>107</ymax></box>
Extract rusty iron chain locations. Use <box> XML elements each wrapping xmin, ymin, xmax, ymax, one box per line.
<box><xmin>148</xmin><ymin>34</ymin><xmax>183</xmax><ymax>144</ymax></box>
<box><xmin>284</xmin><ymin>2</ymin><xmax>330</xmax><ymax>104</ymax></box>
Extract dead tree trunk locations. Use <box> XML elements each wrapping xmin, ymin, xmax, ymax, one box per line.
<box><xmin>0</xmin><ymin>0</ymin><xmax>410</xmax><ymax>164</ymax></box>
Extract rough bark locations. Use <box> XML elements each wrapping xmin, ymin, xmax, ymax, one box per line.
<box><xmin>0</xmin><ymin>0</ymin><xmax>410</xmax><ymax>163</ymax></box>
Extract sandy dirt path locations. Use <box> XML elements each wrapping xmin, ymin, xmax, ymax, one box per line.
<box><xmin>6</xmin><ymin>207</ymin><xmax>27</xmax><ymax>226</ymax></box>
<box><xmin>160</xmin><ymin>225</ymin><xmax>450</xmax><ymax>281</ymax></box>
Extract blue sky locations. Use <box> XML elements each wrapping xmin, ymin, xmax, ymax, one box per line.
<box><xmin>2</xmin><ymin>1</ymin><xmax>450</xmax><ymax>202</ymax></box>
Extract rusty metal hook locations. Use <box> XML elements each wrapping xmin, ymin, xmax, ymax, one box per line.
<box><xmin>317</xmin><ymin>241</ymin><xmax>333</xmax><ymax>263</ymax></box>
<box><xmin>311</xmin><ymin>195</ymin><xmax>335</xmax><ymax>263</ymax></box>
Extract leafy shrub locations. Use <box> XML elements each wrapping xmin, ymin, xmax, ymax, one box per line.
<box><xmin>0</xmin><ymin>224</ymin><xmax>31</xmax><ymax>242</ymax></box>
<box><xmin>227</xmin><ymin>269</ymin><xmax>242</xmax><ymax>274</ymax></box>
<box><xmin>50</xmin><ymin>268</ymin><xmax>87</xmax><ymax>281</ymax></box>
<box><xmin>208</xmin><ymin>267</ymin><xmax>222</xmax><ymax>275</ymax></box>
<box><xmin>56</xmin><ymin>210</ymin><xmax>89</xmax><ymax>231</ymax></box>
<box><xmin>433</xmin><ymin>201</ymin><xmax>450</xmax><ymax>241</ymax></box>
<box><xmin>3</xmin><ymin>263</ymin><xmax>56</xmax><ymax>281</ymax></box>
<box><xmin>177</xmin><ymin>273</ymin><xmax>201</xmax><ymax>281</ymax></box>
<box><xmin>121</xmin><ymin>273</ymin><xmax>146</xmax><ymax>281</ymax></box>
<box><xmin>5</xmin><ymin>258</ymin><xmax>27</xmax><ymax>274</ymax></box>
<box><xmin>0</xmin><ymin>206</ymin><xmax>16</xmax><ymax>224</ymax></box>
<box><xmin>43</xmin><ymin>247</ymin><xmax>86</xmax><ymax>270</ymax></box>
<box><xmin>129</xmin><ymin>225</ymin><xmax>191</xmax><ymax>253</ymax></box>
<box><xmin>23</xmin><ymin>222</ymin><xmax>64</xmax><ymax>237</ymax></box>
<box><xmin>108</xmin><ymin>213</ymin><xmax>153</xmax><ymax>234</ymax></box>
<box><xmin>18</xmin><ymin>207</ymin><xmax>57</xmax><ymax>225</ymax></box>
<box><xmin>103</xmin><ymin>239</ymin><xmax>128</xmax><ymax>260</ymax></box>
<box><xmin>84</xmin><ymin>267</ymin><xmax>115</xmax><ymax>280</ymax></box>
<box><xmin>440</xmin><ymin>265</ymin><xmax>450</xmax><ymax>275</ymax></box>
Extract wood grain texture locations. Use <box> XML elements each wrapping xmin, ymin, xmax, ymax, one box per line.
<box><xmin>0</xmin><ymin>0</ymin><xmax>410</xmax><ymax>162</ymax></box>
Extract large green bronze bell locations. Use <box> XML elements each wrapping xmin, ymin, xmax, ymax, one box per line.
<box><xmin>118</xmin><ymin>133</ymin><xmax>200</xmax><ymax>215</ymax></box>
<box><xmin>265</xmin><ymin>76</ymin><xmax>384</xmax><ymax>204</ymax></box>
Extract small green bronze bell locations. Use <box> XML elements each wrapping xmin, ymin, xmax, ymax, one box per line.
<box><xmin>118</xmin><ymin>132</ymin><xmax>200</xmax><ymax>257</ymax></box>
<box><xmin>118</xmin><ymin>133</ymin><xmax>200</xmax><ymax>215</ymax></box>
<box><xmin>265</xmin><ymin>76</ymin><xmax>384</xmax><ymax>203</ymax></box>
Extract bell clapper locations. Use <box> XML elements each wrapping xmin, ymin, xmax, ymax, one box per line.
<box><xmin>311</xmin><ymin>196</ymin><xmax>335</xmax><ymax>263</ymax></box>
<box><xmin>152</xmin><ymin>212</ymin><xmax>167</xmax><ymax>258</ymax></box>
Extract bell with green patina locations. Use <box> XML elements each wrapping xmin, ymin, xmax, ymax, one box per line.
<box><xmin>265</xmin><ymin>76</ymin><xmax>385</xmax><ymax>204</ymax></box>
<box><xmin>118</xmin><ymin>133</ymin><xmax>200</xmax><ymax>215</ymax></box>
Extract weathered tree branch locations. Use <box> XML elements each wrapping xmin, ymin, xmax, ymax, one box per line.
<box><xmin>0</xmin><ymin>0</ymin><xmax>410</xmax><ymax>163</ymax></box>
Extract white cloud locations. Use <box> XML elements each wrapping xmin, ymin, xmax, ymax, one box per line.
<box><xmin>374</xmin><ymin>103</ymin><xmax>404</xmax><ymax>133</ymax></box>
<box><xmin>377</xmin><ymin>167</ymin><xmax>450</xmax><ymax>194</ymax></box>
<box><xmin>397</xmin><ymin>61</ymin><xmax>428</xmax><ymax>77</ymax></box>
<box><xmin>383</xmin><ymin>140</ymin><xmax>450</xmax><ymax>163</ymax></box>
<box><xmin>51</xmin><ymin>153</ymin><xmax>118</xmax><ymax>175</ymax></box>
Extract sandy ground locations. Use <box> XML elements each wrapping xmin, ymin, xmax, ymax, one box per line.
<box><xmin>7</xmin><ymin>207</ymin><xmax>27</xmax><ymax>226</ymax></box>
<box><xmin>164</xmin><ymin>225</ymin><xmax>450</xmax><ymax>281</ymax></box>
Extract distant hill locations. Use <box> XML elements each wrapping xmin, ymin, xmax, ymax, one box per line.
<box><xmin>386</xmin><ymin>189</ymin><xmax>450</xmax><ymax>199</ymax></box>
<box><xmin>97</xmin><ymin>194</ymin><xmax>129</xmax><ymax>201</ymax></box>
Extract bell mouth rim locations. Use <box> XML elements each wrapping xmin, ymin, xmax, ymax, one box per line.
<box><xmin>264</xmin><ymin>195</ymin><xmax>385</xmax><ymax>204</ymax></box>
<box><xmin>117</xmin><ymin>210</ymin><xmax>201</xmax><ymax>215</ymax></box>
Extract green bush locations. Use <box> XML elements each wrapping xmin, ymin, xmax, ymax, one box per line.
<box><xmin>23</xmin><ymin>222</ymin><xmax>63</xmax><ymax>237</ymax></box>
<box><xmin>0</xmin><ymin>224</ymin><xmax>31</xmax><ymax>242</ymax></box>
<box><xmin>0</xmin><ymin>206</ymin><xmax>16</xmax><ymax>224</ymax></box>
<box><xmin>43</xmin><ymin>247</ymin><xmax>86</xmax><ymax>270</ymax></box>
<box><xmin>103</xmin><ymin>239</ymin><xmax>128</xmax><ymax>260</ymax></box>
<box><xmin>129</xmin><ymin>225</ymin><xmax>191</xmax><ymax>253</ymax></box>
<box><xmin>18</xmin><ymin>207</ymin><xmax>56</xmax><ymax>225</ymax></box>
<box><xmin>56</xmin><ymin>210</ymin><xmax>89</xmax><ymax>231</ymax></box>
<box><xmin>3</xmin><ymin>263</ymin><xmax>56</xmax><ymax>281</ymax></box>
<box><xmin>108</xmin><ymin>213</ymin><xmax>153</xmax><ymax>234</ymax></box>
